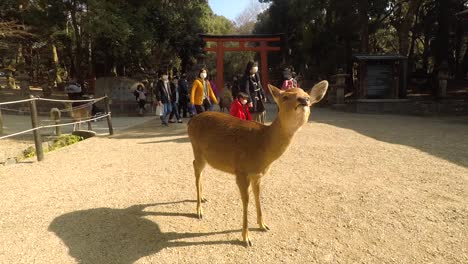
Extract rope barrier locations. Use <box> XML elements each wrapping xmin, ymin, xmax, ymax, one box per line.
<box><xmin>0</xmin><ymin>98</ymin><xmax>35</xmax><ymax>106</ymax></box>
<box><xmin>0</xmin><ymin>96</ymin><xmax>106</xmax><ymax>114</ymax></box>
<box><xmin>0</xmin><ymin>113</ymin><xmax>110</xmax><ymax>140</ymax></box>
<box><xmin>36</xmin><ymin>96</ymin><xmax>106</xmax><ymax>103</ymax></box>
<box><xmin>40</xmin><ymin>114</ymin><xmax>110</xmax><ymax>129</ymax></box>
<box><xmin>0</xmin><ymin>127</ymin><xmax>38</xmax><ymax>140</ymax></box>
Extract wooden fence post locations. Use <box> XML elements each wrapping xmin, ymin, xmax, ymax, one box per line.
<box><xmin>104</xmin><ymin>95</ymin><xmax>114</xmax><ymax>135</ymax></box>
<box><xmin>29</xmin><ymin>96</ymin><xmax>44</xmax><ymax>161</ymax></box>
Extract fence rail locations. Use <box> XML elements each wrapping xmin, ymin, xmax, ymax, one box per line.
<box><xmin>0</xmin><ymin>95</ymin><xmax>113</xmax><ymax>162</ymax></box>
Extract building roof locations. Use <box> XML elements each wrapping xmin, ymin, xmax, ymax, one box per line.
<box><xmin>353</xmin><ymin>54</ymin><xmax>407</xmax><ymax>61</ymax></box>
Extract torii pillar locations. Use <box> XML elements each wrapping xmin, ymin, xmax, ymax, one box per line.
<box><xmin>200</xmin><ymin>34</ymin><xmax>282</xmax><ymax>94</ymax></box>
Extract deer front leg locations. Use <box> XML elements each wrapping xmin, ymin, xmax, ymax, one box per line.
<box><xmin>236</xmin><ymin>173</ymin><xmax>252</xmax><ymax>246</ymax></box>
<box><xmin>252</xmin><ymin>177</ymin><xmax>269</xmax><ymax>231</ymax></box>
<box><xmin>193</xmin><ymin>159</ymin><xmax>206</xmax><ymax>219</ymax></box>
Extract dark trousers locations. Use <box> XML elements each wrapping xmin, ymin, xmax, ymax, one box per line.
<box><xmin>194</xmin><ymin>105</ymin><xmax>206</xmax><ymax>114</ymax></box>
<box><xmin>178</xmin><ymin>98</ymin><xmax>188</xmax><ymax>117</ymax></box>
<box><xmin>194</xmin><ymin>99</ymin><xmax>211</xmax><ymax>114</ymax></box>
<box><xmin>169</xmin><ymin>102</ymin><xmax>181</xmax><ymax>120</ymax></box>
<box><xmin>138</xmin><ymin>100</ymin><xmax>146</xmax><ymax>110</ymax></box>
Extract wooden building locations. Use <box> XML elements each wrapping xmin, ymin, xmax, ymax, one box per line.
<box><xmin>352</xmin><ymin>54</ymin><xmax>408</xmax><ymax>99</ymax></box>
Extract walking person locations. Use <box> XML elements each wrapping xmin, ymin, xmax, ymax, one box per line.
<box><xmin>241</xmin><ymin>61</ymin><xmax>266</xmax><ymax>124</ymax></box>
<box><xmin>229</xmin><ymin>92</ymin><xmax>252</xmax><ymax>121</ymax></box>
<box><xmin>155</xmin><ymin>71</ymin><xmax>172</xmax><ymax>126</ymax></box>
<box><xmin>133</xmin><ymin>85</ymin><xmax>147</xmax><ymax>116</ymax></box>
<box><xmin>231</xmin><ymin>75</ymin><xmax>240</xmax><ymax>98</ymax></box>
<box><xmin>190</xmin><ymin>67</ymin><xmax>218</xmax><ymax>114</ymax></box>
<box><xmin>281</xmin><ymin>68</ymin><xmax>299</xmax><ymax>91</ymax></box>
<box><xmin>208</xmin><ymin>75</ymin><xmax>218</xmax><ymax>111</ymax></box>
<box><xmin>169</xmin><ymin>76</ymin><xmax>183</xmax><ymax>123</ymax></box>
<box><xmin>178</xmin><ymin>73</ymin><xmax>189</xmax><ymax>118</ymax></box>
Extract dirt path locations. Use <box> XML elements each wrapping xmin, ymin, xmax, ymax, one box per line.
<box><xmin>1</xmin><ymin>108</ymin><xmax>467</xmax><ymax>263</ymax></box>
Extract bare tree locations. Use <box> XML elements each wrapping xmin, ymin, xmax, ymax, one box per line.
<box><xmin>234</xmin><ymin>0</ymin><xmax>270</xmax><ymax>34</ymax></box>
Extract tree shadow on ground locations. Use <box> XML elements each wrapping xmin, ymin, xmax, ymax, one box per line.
<box><xmin>139</xmin><ymin>137</ymin><xmax>190</xmax><ymax>144</ymax></box>
<box><xmin>110</xmin><ymin>120</ymin><xmax>189</xmax><ymax>140</ymax></box>
<box><xmin>311</xmin><ymin>108</ymin><xmax>468</xmax><ymax>168</ymax></box>
<box><xmin>49</xmin><ymin>201</ymin><xmax>242</xmax><ymax>264</ymax></box>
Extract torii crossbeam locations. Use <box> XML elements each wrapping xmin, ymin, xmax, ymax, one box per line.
<box><xmin>200</xmin><ymin>34</ymin><xmax>283</xmax><ymax>93</ymax></box>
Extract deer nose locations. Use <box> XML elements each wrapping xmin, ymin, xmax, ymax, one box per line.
<box><xmin>297</xmin><ymin>97</ymin><xmax>309</xmax><ymax>105</ymax></box>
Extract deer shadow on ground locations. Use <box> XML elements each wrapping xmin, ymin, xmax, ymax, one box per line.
<box><xmin>48</xmin><ymin>201</ymin><xmax>242</xmax><ymax>264</ymax></box>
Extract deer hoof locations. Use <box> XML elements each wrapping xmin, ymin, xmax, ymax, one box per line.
<box><xmin>244</xmin><ymin>238</ymin><xmax>253</xmax><ymax>247</ymax></box>
<box><xmin>258</xmin><ymin>221</ymin><xmax>270</xmax><ymax>231</ymax></box>
<box><xmin>197</xmin><ymin>208</ymin><xmax>203</xmax><ymax>219</ymax></box>
<box><xmin>202</xmin><ymin>197</ymin><xmax>208</xmax><ymax>203</ymax></box>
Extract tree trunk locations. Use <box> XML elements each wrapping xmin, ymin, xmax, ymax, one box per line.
<box><xmin>398</xmin><ymin>0</ymin><xmax>422</xmax><ymax>56</ymax></box>
<box><xmin>16</xmin><ymin>44</ymin><xmax>25</xmax><ymax>65</ymax></box>
<box><xmin>421</xmin><ymin>38</ymin><xmax>429</xmax><ymax>73</ymax></box>
<box><xmin>52</xmin><ymin>43</ymin><xmax>62</xmax><ymax>84</ymax></box>
<box><xmin>70</xmin><ymin>0</ymin><xmax>82</xmax><ymax>81</ymax></box>
<box><xmin>462</xmin><ymin>44</ymin><xmax>468</xmax><ymax>78</ymax></box>
<box><xmin>358</xmin><ymin>0</ymin><xmax>369</xmax><ymax>53</ymax></box>
<box><xmin>454</xmin><ymin>21</ymin><xmax>465</xmax><ymax>78</ymax></box>
<box><xmin>434</xmin><ymin>0</ymin><xmax>449</xmax><ymax>70</ymax></box>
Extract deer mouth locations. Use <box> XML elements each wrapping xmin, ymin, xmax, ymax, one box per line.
<box><xmin>295</xmin><ymin>102</ymin><xmax>309</xmax><ymax>110</ymax></box>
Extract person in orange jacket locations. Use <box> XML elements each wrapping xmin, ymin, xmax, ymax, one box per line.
<box><xmin>190</xmin><ymin>67</ymin><xmax>218</xmax><ymax>114</ymax></box>
<box><xmin>229</xmin><ymin>92</ymin><xmax>252</xmax><ymax>121</ymax></box>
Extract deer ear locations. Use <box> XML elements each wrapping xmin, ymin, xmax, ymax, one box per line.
<box><xmin>309</xmin><ymin>80</ymin><xmax>328</xmax><ymax>104</ymax></box>
<box><xmin>267</xmin><ymin>84</ymin><xmax>282</xmax><ymax>103</ymax></box>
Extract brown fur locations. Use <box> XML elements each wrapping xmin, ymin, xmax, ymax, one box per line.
<box><xmin>68</xmin><ymin>104</ymin><xmax>92</xmax><ymax>131</ymax></box>
<box><xmin>187</xmin><ymin>81</ymin><xmax>328</xmax><ymax>246</ymax></box>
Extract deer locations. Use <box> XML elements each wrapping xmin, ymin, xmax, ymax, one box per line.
<box><xmin>66</xmin><ymin>102</ymin><xmax>92</xmax><ymax>131</ymax></box>
<box><xmin>187</xmin><ymin>80</ymin><xmax>328</xmax><ymax>246</ymax></box>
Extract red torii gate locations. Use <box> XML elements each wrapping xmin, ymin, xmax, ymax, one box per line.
<box><xmin>200</xmin><ymin>34</ymin><xmax>282</xmax><ymax>94</ymax></box>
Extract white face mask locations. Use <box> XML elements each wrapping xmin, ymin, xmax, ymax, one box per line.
<box><xmin>200</xmin><ymin>72</ymin><xmax>207</xmax><ymax>79</ymax></box>
<box><xmin>251</xmin><ymin>66</ymin><xmax>258</xmax><ymax>74</ymax></box>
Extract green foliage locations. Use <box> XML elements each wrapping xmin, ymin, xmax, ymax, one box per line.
<box><xmin>22</xmin><ymin>146</ymin><xmax>36</xmax><ymax>159</ymax></box>
<box><xmin>254</xmin><ymin>0</ymin><xmax>468</xmax><ymax>79</ymax></box>
<box><xmin>48</xmin><ymin>135</ymin><xmax>83</xmax><ymax>152</ymax></box>
<box><xmin>0</xmin><ymin>0</ymin><xmax>215</xmax><ymax>78</ymax></box>
<box><xmin>20</xmin><ymin>135</ymin><xmax>84</xmax><ymax>159</ymax></box>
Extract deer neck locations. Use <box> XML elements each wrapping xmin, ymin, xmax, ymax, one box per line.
<box><xmin>263</xmin><ymin>117</ymin><xmax>299</xmax><ymax>162</ymax></box>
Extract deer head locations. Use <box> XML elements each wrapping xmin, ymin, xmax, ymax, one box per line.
<box><xmin>267</xmin><ymin>80</ymin><xmax>328</xmax><ymax>134</ymax></box>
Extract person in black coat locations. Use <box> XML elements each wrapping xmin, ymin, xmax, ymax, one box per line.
<box><xmin>240</xmin><ymin>61</ymin><xmax>266</xmax><ymax>123</ymax></box>
<box><xmin>231</xmin><ymin>75</ymin><xmax>240</xmax><ymax>98</ymax></box>
<box><xmin>155</xmin><ymin>71</ymin><xmax>172</xmax><ymax>126</ymax></box>
<box><xmin>178</xmin><ymin>74</ymin><xmax>189</xmax><ymax>118</ymax></box>
<box><xmin>168</xmin><ymin>76</ymin><xmax>182</xmax><ymax>123</ymax></box>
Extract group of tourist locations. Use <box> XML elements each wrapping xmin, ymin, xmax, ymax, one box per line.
<box><xmin>134</xmin><ymin>61</ymin><xmax>299</xmax><ymax>126</ymax></box>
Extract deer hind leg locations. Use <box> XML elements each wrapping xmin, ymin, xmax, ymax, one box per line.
<box><xmin>236</xmin><ymin>173</ymin><xmax>252</xmax><ymax>246</ymax></box>
<box><xmin>193</xmin><ymin>158</ymin><xmax>207</xmax><ymax>219</ymax></box>
<box><xmin>252</xmin><ymin>177</ymin><xmax>269</xmax><ymax>231</ymax></box>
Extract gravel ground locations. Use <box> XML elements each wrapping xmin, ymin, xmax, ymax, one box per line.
<box><xmin>0</xmin><ymin>108</ymin><xmax>467</xmax><ymax>264</ymax></box>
